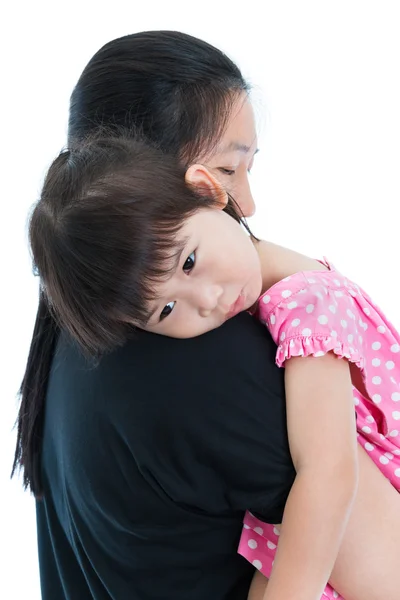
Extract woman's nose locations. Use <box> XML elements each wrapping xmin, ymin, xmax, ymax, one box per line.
<box><xmin>238</xmin><ymin>179</ymin><xmax>256</xmax><ymax>218</ymax></box>
<box><xmin>196</xmin><ymin>284</ymin><xmax>224</xmax><ymax>317</ymax></box>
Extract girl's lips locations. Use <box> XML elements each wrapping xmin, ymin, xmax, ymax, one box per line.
<box><xmin>226</xmin><ymin>292</ymin><xmax>245</xmax><ymax>320</ymax></box>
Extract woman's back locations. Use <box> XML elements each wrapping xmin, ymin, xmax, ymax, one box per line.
<box><xmin>38</xmin><ymin>314</ymin><xmax>295</xmax><ymax>599</ymax></box>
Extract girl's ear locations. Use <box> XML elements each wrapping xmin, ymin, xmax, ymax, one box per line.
<box><xmin>185</xmin><ymin>164</ymin><xmax>228</xmax><ymax>209</ymax></box>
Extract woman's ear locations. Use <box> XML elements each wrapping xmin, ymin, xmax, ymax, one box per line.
<box><xmin>185</xmin><ymin>164</ymin><xmax>228</xmax><ymax>208</ymax></box>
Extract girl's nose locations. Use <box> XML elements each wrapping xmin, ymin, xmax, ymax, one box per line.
<box><xmin>196</xmin><ymin>284</ymin><xmax>224</xmax><ymax>317</ymax></box>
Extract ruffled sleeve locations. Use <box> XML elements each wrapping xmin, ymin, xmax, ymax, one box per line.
<box><xmin>257</xmin><ymin>272</ymin><xmax>367</xmax><ymax>370</ymax></box>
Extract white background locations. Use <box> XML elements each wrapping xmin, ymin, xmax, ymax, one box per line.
<box><xmin>1</xmin><ymin>1</ymin><xmax>399</xmax><ymax>597</ymax></box>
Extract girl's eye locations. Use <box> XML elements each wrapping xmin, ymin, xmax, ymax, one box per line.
<box><xmin>183</xmin><ymin>251</ymin><xmax>196</xmax><ymax>273</ymax></box>
<box><xmin>160</xmin><ymin>301</ymin><xmax>175</xmax><ymax>321</ymax></box>
<box><xmin>219</xmin><ymin>168</ymin><xmax>236</xmax><ymax>176</ymax></box>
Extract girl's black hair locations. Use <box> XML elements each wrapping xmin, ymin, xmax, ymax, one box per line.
<box><xmin>30</xmin><ymin>136</ymin><xmax>243</xmax><ymax>355</ymax></box>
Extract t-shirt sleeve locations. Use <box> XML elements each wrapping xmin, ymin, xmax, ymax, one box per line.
<box><xmin>101</xmin><ymin>313</ymin><xmax>295</xmax><ymax>524</ymax></box>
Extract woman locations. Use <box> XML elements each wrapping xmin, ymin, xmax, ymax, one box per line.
<box><xmin>14</xmin><ymin>31</ymin><xmax>295</xmax><ymax>600</ymax></box>
<box><xmin>13</xmin><ymin>32</ymin><xmax>400</xmax><ymax>600</ymax></box>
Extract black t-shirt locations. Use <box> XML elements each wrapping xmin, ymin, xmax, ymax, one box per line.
<box><xmin>37</xmin><ymin>312</ymin><xmax>295</xmax><ymax>599</ymax></box>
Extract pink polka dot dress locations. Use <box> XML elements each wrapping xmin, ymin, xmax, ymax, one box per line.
<box><xmin>238</xmin><ymin>259</ymin><xmax>400</xmax><ymax>599</ymax></box>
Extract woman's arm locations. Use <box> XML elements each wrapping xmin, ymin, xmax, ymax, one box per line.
<box><xmin>263</xmin><ymin>353</ymin><xmax>359</xmax><ymax>600</ymax></box>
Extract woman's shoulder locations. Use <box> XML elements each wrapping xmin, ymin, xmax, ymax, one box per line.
<box><xmin>52</xmin><ymin>314</ymin><xmax>283</xmax><ymax>403</ymax></box>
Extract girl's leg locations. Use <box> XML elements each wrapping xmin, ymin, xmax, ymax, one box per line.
<box><xmin>246</xmin><ymin>571</ymin><xmax>338</xmax><ymax>600</ymax></box>
<box><xmin>247</xmin><ymin>571</ymin><xmax>268</xmax><ymax>600</ymax></box>
<box><xmin>329</xmin><ymin>443</ymin><xmax>400</xmax><ymax>600</ymax></box>
<box><xmin>242</xmin><ymin>443</ymin><xmax>400</xmax><ymax>600</ymax></box>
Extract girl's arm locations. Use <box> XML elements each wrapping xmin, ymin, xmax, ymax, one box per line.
<box><xmin>263</xmin><ymin>353</ymin><xmax>359</xmax><ymax>600</ymax></box>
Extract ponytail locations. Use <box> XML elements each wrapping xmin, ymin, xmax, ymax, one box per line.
<box><xmin>12</xmin><ymin>293</ymin><xmax>59</xmax><ymax>498</ymax></box>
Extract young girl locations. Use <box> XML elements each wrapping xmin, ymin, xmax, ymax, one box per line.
<box><xmin>29</xmin><ymin>135</ymin><xmax>400</xmax><ymax>600</ymax></box>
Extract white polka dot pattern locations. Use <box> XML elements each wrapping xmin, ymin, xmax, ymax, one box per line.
<box><xmin>239</xmin><ymin>510</ymin><xmax>344</xmax><ymax>599</ymax></box>
<box><xmin>256</xmin><ymin>261</ymin><xmax>400</xmax><ymax>490</ymax></box>
<box><xmin>239</xmin><ymin>260</ymin><xmax>400</xmax><ymax>599</ymax></box>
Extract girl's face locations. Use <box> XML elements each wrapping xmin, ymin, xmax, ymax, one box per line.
<box><xmin>202</xmin><ymin>95</ymin><xmax>258</xmax><ymax>218</ymax></box>
<box><xmin>138</xmin><ymin>94</ymin><xmax>262</xmax><ymax>339</ymax></box>
<box><xmin>142</xmin><ymin>205</ymin><xmax>262</xmax><ymax>338</ymax></box>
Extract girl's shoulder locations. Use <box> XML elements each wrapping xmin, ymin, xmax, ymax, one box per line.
<box><xmin>256</xmin><ymin>245</ymin><xmax>351</xmax><ymax>318</ymax></box>
<box><xmin>255</xmin><ymin>264</ymin><xmax>364</xmax><ymax>368</ymax></box>
<box><xmin>255</xmin><ymin>257</ymin><xmax>400</xmax><ymax>371</ymax></box>
<box><xmin>255</xmin><ymin>240</ymin><xmax>328</xmax><ymax>292</ymax></box>
<box><xmin>266</xmin><ymin>259</ymin><xmax>350</xmax><ymax>301</ymax></box>
<box><xmin>254</xmin><ymin>240</ymin><xmax>363</xmax><ymax>312</ymax></box>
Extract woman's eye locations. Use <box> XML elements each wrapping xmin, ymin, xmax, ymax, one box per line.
<box><xmin>183</xmin><ymin>251</ymin><xmax>196</xmax><ymax>273</ymax></box>
<box><xmin>219</xmin><ymin>168</ymin><xmax>236</xmax><ymax>176</ymax></box>
<box><xmin>160</xmin><ymin>301</ymin><xmax>175</xmax><ymax>321</ymax></box>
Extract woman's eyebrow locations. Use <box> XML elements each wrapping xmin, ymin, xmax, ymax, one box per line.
<box><xmin>223</xmin><ymin>142</ymin><xmax>259</xmax><ymax>154</ymax></box>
